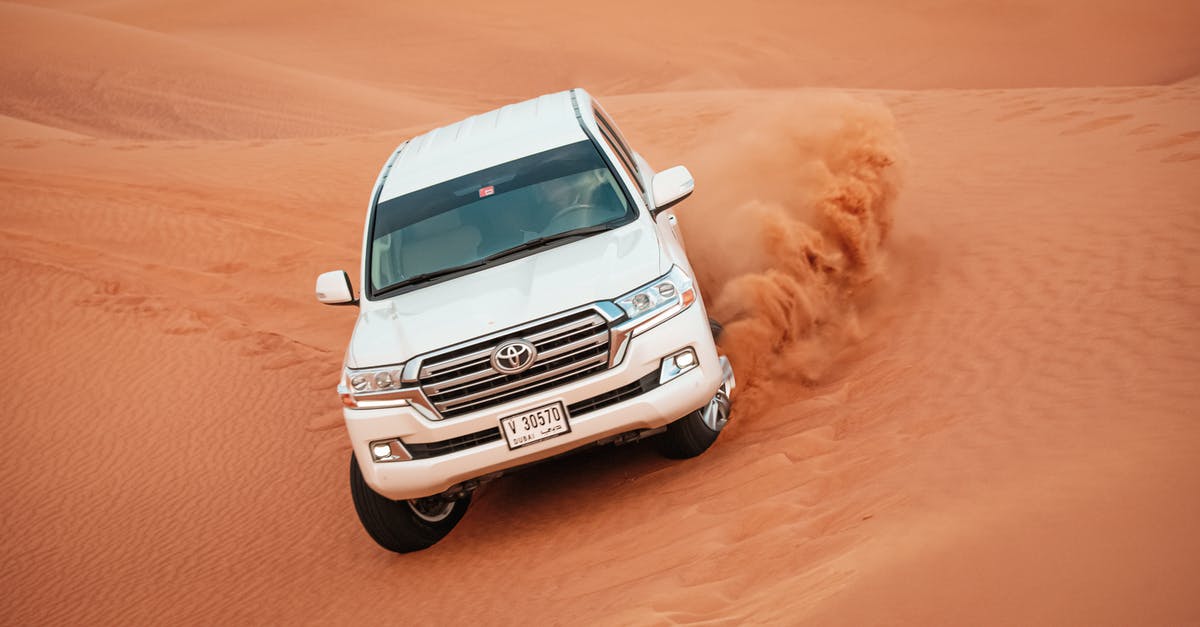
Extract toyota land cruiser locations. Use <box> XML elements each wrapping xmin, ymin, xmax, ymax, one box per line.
<box><xmin>316</xmin><ymin>88</ymin><xmax>736</xmax><ymax>552</ymax></box>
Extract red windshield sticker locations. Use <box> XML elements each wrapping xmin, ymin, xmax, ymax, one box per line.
<box><xmin>479</xmin><ymin>185</ymin><xmax>495</xmax><ymax>198</ymax></box>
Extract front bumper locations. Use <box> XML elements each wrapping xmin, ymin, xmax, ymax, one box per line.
<box><xmin>344</xmin><ymin>301</ymin><xmax>722</xmax><ymax>501</ymax></box>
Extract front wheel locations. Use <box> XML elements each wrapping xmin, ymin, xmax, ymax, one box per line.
<box><xmin>349</xmin><ymin>453</ymin><xmax>470</xmax><ymax>553</ymax></box>
<box><xmin>655</xmin><ymin>377</ymin><xmax>733</xmax><ymax>459</ymax></box>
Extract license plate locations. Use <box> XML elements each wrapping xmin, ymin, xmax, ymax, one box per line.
<box><xmin>500</xmin><ymin>401</ymin><xmax>571</xmax><ymax>450</ymax></box>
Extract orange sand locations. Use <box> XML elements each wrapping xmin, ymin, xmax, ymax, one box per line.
<box><xmin>3</xmin><ymin>1</ymin><xmax>1199</xmax><ymax>624</ymax></box>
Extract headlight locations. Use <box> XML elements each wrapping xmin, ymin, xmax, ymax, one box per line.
<box><xmin>615</xmin><ymin>266</ymin><xmax>696</xmax><ymax>335</ymax></box>
<box><xmin>339</xmin><ymin>364</ymin><xmax>406</xmax><ymax>408</ymax></box>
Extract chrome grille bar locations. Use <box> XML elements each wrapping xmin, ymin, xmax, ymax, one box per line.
<box><xmin>419</xmin><ymin>348</ymin><xmax>493</xmax><ymax>378</ymax></box>
<box><xmin>522</xmin><ymin>315</ymin><xmax>602</xmax><ymax>345</ymax></box>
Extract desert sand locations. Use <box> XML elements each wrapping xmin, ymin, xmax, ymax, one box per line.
<box><xmin>2</xmin><ymin>0</ymin><xmax>1199</xmax><ymax>624</ymax></box>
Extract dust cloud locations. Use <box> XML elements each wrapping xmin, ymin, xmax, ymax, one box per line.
<box><xmin>679</xmin><ymin>93</ymin><xmax>907</xmax><ymax>393</ymax></box>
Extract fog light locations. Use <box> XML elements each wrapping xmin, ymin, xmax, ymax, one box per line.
<box><xmin>368</xmin><ymin>439</ymin><xmax>411</xmax><ymax>463</ymax></box>
<box><xmin>659</xmin><ymin>348</ymin><xmax>699</xmax><ymax>384</ymax></box>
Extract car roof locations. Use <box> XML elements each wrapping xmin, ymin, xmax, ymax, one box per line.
<box><xmin>377</xmin><ymin>89</ymin><xmax>592</xmax><ymax>202</ymax></box>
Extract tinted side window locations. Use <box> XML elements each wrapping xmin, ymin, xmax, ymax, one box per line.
<box><xmin>596</xmin><ymin>128</ymin><xmax>642</xmax><ymax>197</ymax></box>
<box><xmin>593</xmin><ymin>106</ymin><xmax>645</xmax><ymax>194</ymax></box>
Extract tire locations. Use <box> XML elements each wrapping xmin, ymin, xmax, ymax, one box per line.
<box><xmin>655</xmin><ymin>376</ymin><xmax>734</xmax><ymax>459</ymax></box>
<box><xmin>349</xmin><ymin>453</ymin><xmax>470</xmax><ymax>553</ymax></box>
<box><xmin>654</xmin><ymin>407</ymin><xmax>721</xmax><ymax>459</ymax></box>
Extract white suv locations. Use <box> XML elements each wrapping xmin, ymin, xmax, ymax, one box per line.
<box><xmin>316</xmin><ymin>88</ymin><xmax>735</xmax><ymax>552</ymax></box>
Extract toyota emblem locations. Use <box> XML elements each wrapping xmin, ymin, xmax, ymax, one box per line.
<box><xmin>491</xmin><ymin>339</ymin><xmax>537</xmax><ymax>374</ymax></box>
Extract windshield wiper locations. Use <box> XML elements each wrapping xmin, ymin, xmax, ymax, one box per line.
<box><xmin>480</xmin><ymin>223</ymin><xmax>615</xmax><ymax>263</ymax></box>
<box><xmin>375</xmin><ymin>223</ymin><xmax>615</xmax><ymax>298</ymax></box>
<box><xmin>375</xmin><ymin>259</ymin><xmax>489</xmax><ymax>298</ymax></box>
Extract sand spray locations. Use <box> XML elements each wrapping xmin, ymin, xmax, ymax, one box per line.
<box><xmin>678</xmin><ymin>93</ymin><xmax>907</xmax><ymax>402</ymax></box>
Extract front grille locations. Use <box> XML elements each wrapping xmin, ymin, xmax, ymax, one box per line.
<box><xmin>405</xmin><ymin>428</ymin><xmax>503</xmax><ymax>460</ymax></box>
<box><xmin>418</xmin><ymin>308</ymin><xmax>611</xmax><ymax>418</ymax></box>
<box><xmin>402</xmin><ymin>369</ymin><xmax>662</xmax><ymax>460</ymax></box>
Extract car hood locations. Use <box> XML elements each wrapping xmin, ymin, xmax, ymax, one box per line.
<box><xmin>346</xmin><ymin>221</ymin><xmax>665</xmax><ymax>368</ymax></box>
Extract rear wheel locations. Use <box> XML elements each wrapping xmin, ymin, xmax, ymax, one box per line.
<box><xmin>349</xmin><ymin>453</ymin><xmax>470</xmax><ymax>553</ymax></box>
<box><xmin>709</xmin><ymin>317</ymin><xmax>724</xmax><ymax>341</ymax></box>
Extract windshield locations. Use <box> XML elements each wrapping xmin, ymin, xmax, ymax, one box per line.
<box><xmin>368</xmin><ymin>140</ymin><xmax>636</xmax><ymax>297</ymax></box>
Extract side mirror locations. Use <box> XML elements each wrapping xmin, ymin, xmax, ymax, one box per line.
<box><xmin>651</xmin><ymin>165</ymin><xmax>695</xmax><ymax>214</ymax></box>
<box><xmin>316</xmin><ymin>270</ymin><xmax>357</xmax><ymax>305</ymax></box>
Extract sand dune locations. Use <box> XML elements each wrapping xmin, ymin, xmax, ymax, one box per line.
<box><xmin>2</xmin><ymin>1</ymin><xmax>1199</xmax><ymax>624</ymax></box>
<box><xmin>1</xmin><ymin>2</ymin><xmax>457</xmax><ymax>138</ymax></box>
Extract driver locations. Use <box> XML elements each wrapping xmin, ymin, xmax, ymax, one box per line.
<box><xmin>539</xmin><ymin>173</ymin><xmax>585</xmax><ymax>208</ymax></box>
<box><xmin>537</xmin><ymin>172</ymin><xmax>602</xmax><ymax>233</ymax></box>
